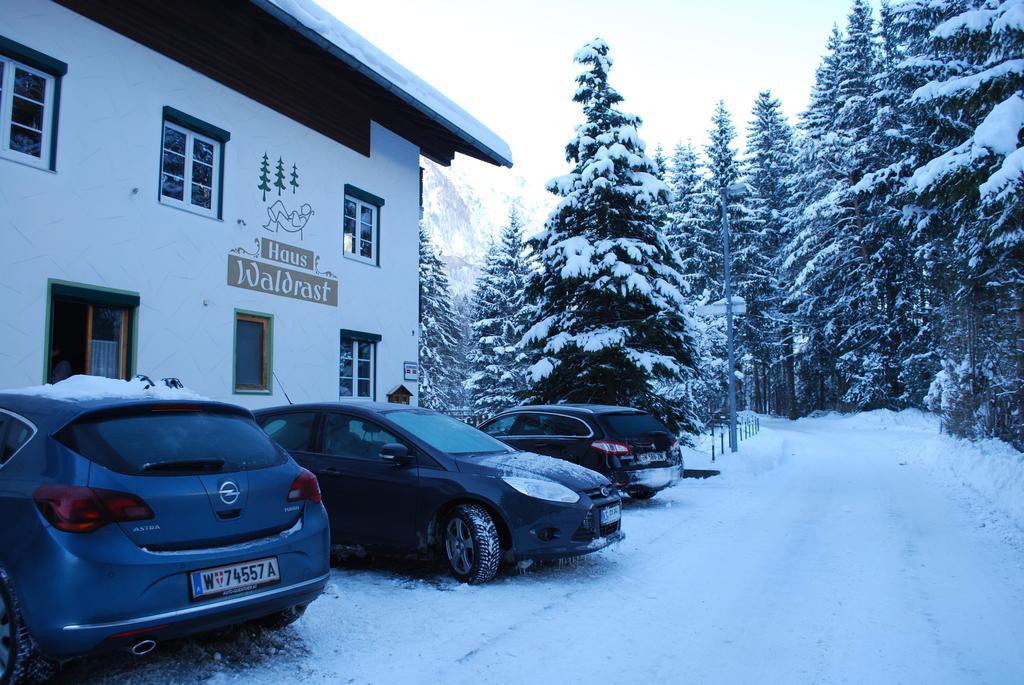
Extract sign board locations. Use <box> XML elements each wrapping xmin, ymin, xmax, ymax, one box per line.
<box><xmin>403</xmin><ymin>361</ymin><xmax>420</xmax><ymax>382</ymax></box>
<box><xmin>695</xmin><ymin>296</ymin><xmax>747</xmax><ymax>317</ymax></box>
<box><xmin>228</xmin><ymin>237</ymin><xmax>338</xmax><ymax>306</ymax></box>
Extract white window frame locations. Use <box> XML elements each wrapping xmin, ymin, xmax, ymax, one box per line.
<box><xmin>159</xmin><ymin>120</ymin><xmax>220</xmax><ymax>218</ymax></box>
<box><xmin>0</xmin><ymin>56</ymin><xmax>55</xmax><ymax>169</ymax></box>
<box><xmin>339</xmin><ymin>337</ymin><xmax>375</xmax><ymax>400</ymax></box>
<box><xmin>343</xmin><ymin>196</ymin><xmax>378</xmax><ymax>265</ymax></box>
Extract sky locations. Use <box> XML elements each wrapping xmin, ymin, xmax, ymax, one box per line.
<box><xmin>324</xmin><ymin>0</ymin><xmax>856</xmax><ymax>194</ymax></box>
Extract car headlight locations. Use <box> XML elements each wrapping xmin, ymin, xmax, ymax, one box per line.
<box><xmin>501</xmin><ymin>476</ymin><xmax>580</xmax><ymax>504</ymax></box>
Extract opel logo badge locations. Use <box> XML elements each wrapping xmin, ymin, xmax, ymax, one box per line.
<box><xmin>219</xmin><ymin>480</ymin><xmax>241</xmax><ymax>505</ymax></box>
<box><xmin>600</xmin><ymin>486</ymin><xmax>611</xmax><ymax>497</ymax></box>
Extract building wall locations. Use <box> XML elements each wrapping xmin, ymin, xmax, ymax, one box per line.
<box><xmin>0</xmin><ymin>0</ymin><xmax>421</xmax><ymax>407</ymax></box>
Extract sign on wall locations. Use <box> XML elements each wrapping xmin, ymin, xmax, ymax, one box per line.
<box><xmin>228</xmin><ymin>237</ymin><xmax>338</xmax><ymax>306</ymax></box>
<box><xmin>403</xmin><ymin>361</ymin><xmax>419</xmax><ymax>382</ymax></box>
<box><xmin>226</xmin><ymin>151</ymin><xmax>338</xmax><ymax>306</ymax></box>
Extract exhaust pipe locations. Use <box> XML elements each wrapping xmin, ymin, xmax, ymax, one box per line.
<box><xmin>130</xmin><ymin>639</ymin><xmax>157</xmax><ymax>656</ymax></box>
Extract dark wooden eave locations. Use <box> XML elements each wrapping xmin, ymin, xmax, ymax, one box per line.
<box><xmin>52</xmin><ymin>0</ymin><xmax>501</xmax><ymax>166</ymax></box>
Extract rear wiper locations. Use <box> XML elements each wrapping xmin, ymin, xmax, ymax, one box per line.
<box><xmin>143</xmin><ymin>459</ymin><xmax>226</xmax><ymax>472</ymax></box>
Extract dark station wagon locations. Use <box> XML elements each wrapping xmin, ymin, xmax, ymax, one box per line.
<box><xmin>480</xmin><ymin>405</ymin><xmax>685</xmax><ymax>500</ymax></box>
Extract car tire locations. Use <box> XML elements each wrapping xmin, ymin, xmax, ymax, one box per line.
<box><xmin>629</xmin><ymin>487</ymin><xmax>658</xmax><ymax>500</ymax></box>
<box><xmin>256</xmin><ymin>603</ymin><xmax>307</xmax><ymax>631</ymax></box>
<box><xmin>0</xmin><ymin>569</ymin><xmax>54</xmax><ymax>685</ymax></box>
<box><xmin>442</xmin><ymin>504</ymin><xmax>501</xmax><ymax>585</ymax></box>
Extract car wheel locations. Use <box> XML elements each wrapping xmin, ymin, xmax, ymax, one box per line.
<box><xmin>442</xmin><ymin>504</ymin><xmax>501</xmax><ymax>584</ymax></box>
<box><xmin>256</xmin><ymin>604</ymin><xmax>307</xmax><ymax>631</ymax></box>
<box><xmin>629</xmin><ymin>487</ymin><xmax>658</xmax><ymax>500</ymax></box>
<box><xmin>0</xmin><ymin>569</ymin><xmax>54</xmax><ymax>685</ymax></box>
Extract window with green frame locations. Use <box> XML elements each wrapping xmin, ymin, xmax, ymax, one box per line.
<box><xmin>0</xmin><ymin>35</ymin><xmax>67</xmax><ymax>170</ymax></box>
<box><xmin>234</xmin><ymin>312</ymin><xmax>272</xmax><ymax>393</ymax></box>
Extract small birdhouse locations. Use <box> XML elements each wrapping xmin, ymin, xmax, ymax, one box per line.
<box><xmin>386</xmin><ymin>384</ymin><xmax>414</xmax><ymax>405</ymax></box>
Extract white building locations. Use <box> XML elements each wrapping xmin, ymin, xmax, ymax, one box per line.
<box><xmin>0</xmin><ymin>0</ymin><xmax>511</xmax><ymax>407</ymax></box>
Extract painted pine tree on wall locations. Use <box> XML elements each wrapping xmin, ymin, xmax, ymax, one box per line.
<box><xmin>521</xmin><ymin>38</ymin><xmax>700</xmax><ymax>434</ymax></box>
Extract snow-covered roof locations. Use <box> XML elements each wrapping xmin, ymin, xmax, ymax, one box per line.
<box><xmin>254</xmin><ymin>0</ymin><xmax>512</xmax><ymax>168</ymax></box>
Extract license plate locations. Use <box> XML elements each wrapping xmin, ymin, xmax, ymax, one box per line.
<box><xmin>600</xmin><ymin>503</ymin><xmax>621</xmax><ymax>526</ymax></box>
<box><xmin>637</xmin><ymin>451</ymin><xmax>663</xmax><ymax>465</ymax></box>
<box><xmin>189</xmin><ymin>556</ymin><xmax>280</xmax><ymax>601</ymax></box>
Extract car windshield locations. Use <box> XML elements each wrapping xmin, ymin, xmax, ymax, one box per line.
<box><xmin>386</xmin><ymin>411</ymin><xmax>512</xmax><ymax>455</ymax></box>
<box><xmin>603</xmin><ymin>412</ymin><xmax>671</xmax><ymax>437</ymax></box>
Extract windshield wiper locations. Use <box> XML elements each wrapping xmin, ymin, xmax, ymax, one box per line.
<box><xmin>143</xmin><ymin>459</ymin><xmax>226</xmax><ymax>472</ymax></box>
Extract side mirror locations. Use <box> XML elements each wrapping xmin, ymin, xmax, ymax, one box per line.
<box><xmin>380</xmin><ymin>443</ymin><xmax>412</xmax><ymax>466</ymax></box>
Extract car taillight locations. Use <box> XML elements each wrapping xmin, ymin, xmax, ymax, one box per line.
<box><xmin>33</xmin><ymin>485</ymin><xmax>154</xmax><ymax>534</ymax></box>
<box><xmin>591</xmin><ymin>440</ymin><xmax>632</xmax><ymax>456</ymax></box>
<box><xmin>288</xmin><ymin>469</ymin><xmax>321</xmax><ymax>504</ymax></box>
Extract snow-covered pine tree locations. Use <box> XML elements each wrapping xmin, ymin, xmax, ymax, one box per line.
<box><xmin>903</xmin><ymin>0</ymin><xmax>1024</xmax><ymax>446</ymax></box>
<box><xmin>467</xmin><ymin>207</ymin><xmax>531</xmax><ymax>417</ymax></box>
<box><xmin>696</xmin><ymin>101</ymin><xmax>758</xmax><ymax>412</ymax></box>
<box><xmin>664</xmin><ymin>141</ymin><xmax>723</xmax><ymax>418</ymax></box>
<box><xmin>521</xmin><ymin>38</ymin><xmax>700</xmax><ymax>434</ymax></box>
<box><xmin>743</xmin><ymin>90</ymin><xmax>797</xmax><ymax>416</ymax></box>
<box><xmin>847</xmin><ymin>0</ymin><xmax>939</xmax><ymax>410</ymax></box>
<box><xmin>784</xmin><ymin>0</ymin><xmax>897</xmax><ymax>412</ymax></box>
<box><xmin>783</xmin><ymin>21</ymin><xmax>850</xmax><ymax>412</ymax></box>
<box><xmin>418</xmin><ymin>223</ymin><xmax>461</xmax><ymax>411</ymax></box>
<box><xmin>665</xmin><ymin>141</ymin><xmax>703</xmax><ymax>260</ymax></box>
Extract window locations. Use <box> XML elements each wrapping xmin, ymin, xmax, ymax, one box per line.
<box><xmin>260</xmin><ymin>412</ymin><xmax>318</xmax><ymax>452</ymax></box>
<box><xmin>0</xmin><ymin>36</ymin><xmax>66</xmax><ymax>170</ymax></box>
<box><xmin>544</xmin><ymin>414</ymin><xmax>593</xmax><ymax>437</ymax></box>
<box><xmin>321</xmin><ymin>414</ymin><xmax>401</xmax><ymax>461</ymax></box>
<box><xmin>0</xmin><ymin>411</ymin><xmax>35</xmax><ymax>466</ymax></box>
<box><xmin>158</xmin><ymin>108</ymin><xmax>229</xmax><ymax>218</ymax></box>
<box><xmin>234</xmin><ymin>312</ymin><xmax>272</xmax><ymax>393</ymax></box>
<box><xmin>47</xmin><ymin>281</ymin><xmax>138</xmax><ymax>383</ymax></box>
<box><xmin>481</xmin><ymin>415</ymin><xmax>517</xmax><ymax>437</ymax></box>
<box><xmin>342</xmin><ymin>185</ymin><xmax>384</xmax><ymax>265</ymax></box>
<box><xmin>603</xmin><ymin>412</ymin><xmax>671</xmax><ymax>437</ymax></box>
<box><xmin>56</xmin><ymin>408</ymin><xmax>285</xmax><ymax>476</ymax></box>
<box><xmin>340</xmin><ymin>331</ymin><xmax>379</xmax><ymax>400</ymax></box>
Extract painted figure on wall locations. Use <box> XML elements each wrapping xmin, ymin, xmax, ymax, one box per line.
<box><xmin>263</xmin><ymin>201</ymin><xmax>314</xmax><ymax>240</ymax></box>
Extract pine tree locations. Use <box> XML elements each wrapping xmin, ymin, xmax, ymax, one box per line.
<box><xmin>901</xmin><ymin>0</ymin><xmax>1024</xmax><ymax>446</ymax></box>
<box><xmin>274</xmin><ymin>158</ymin><xmax>287</xmax><ymax>196</ymax></box>
<box><xmin>467</xmin><ymin>207</ymin><xmax>531</xmax><ymax>417</ymax></box>
<box><xmin>290</xmin><ymin>163</ymin><xmax>300</xmax><ymax>194</ymax></box>
<box><xmin>419</xmin><ymin>224</ymin><xmax>461</xmax><ymax>411</ymax></box>
<box><xmin>521</xmin><ymin>38</ymin><xmax>700</xmax><ymax>434</ymax></box>
<box><xmin>258</xmin><ymin>153</ymin><xmax>272</xmax><ymax>202</ymax></box>
<box><xmin>743</xmin><ymin>90</ymin><xmax>797</xmax><ymax>416</ymax></box>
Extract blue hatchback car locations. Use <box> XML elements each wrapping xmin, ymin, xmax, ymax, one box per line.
<box><xmin>0</xmin><ymin>391</ymin><xmax>330</xmax><ymax>683</ymax></box>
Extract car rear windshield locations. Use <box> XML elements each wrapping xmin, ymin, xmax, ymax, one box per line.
<box><xmin>603</xmin><ymin>412</ymin><xmax>672</xmax><ymax>438</ymax></box>
<box><xmin>385</xmin><ymin>410</ymin><xmax>512</xmax><ymax>455</ymax></box>
<box><xmin>56</xmin><ymin>409</ymin><xmax>286</xmax><ymax>475</ymax></box>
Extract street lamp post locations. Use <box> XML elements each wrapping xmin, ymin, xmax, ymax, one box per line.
<box><xmin>720</xmin><ymin>182</ymin><xmax>745</xmax><ymax>453</ymax></box>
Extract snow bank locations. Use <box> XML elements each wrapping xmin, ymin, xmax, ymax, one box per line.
<box><xmin>259</xmin><ymin>0</ymin><xmax>512</xmax><ymax>166</ymax></box>
<box><xmin>919</xmin><ymin>428</ymin><xmax>1024</xmax><ymax>530</ymax></box>
<box><xmin>5</xmin><ymin>375</ymin><xmax>206</xmax><ymax>402</ymax></box>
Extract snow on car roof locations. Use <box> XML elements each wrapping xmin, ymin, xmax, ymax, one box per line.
<box><xmin>255</xmin><ymin>0</ymin><xmax>513</xmax><ymax>168</ymax></box>
<box><xmin>4</xmin><ymin>375</ymin><xmax>206</xmax><ymax>403</ymax></box>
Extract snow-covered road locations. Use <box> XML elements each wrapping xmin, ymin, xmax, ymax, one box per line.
<box><xmin>58</xmin><ymin>411</ymin><xmax>1024</xmax><ymax>684</ymax></box>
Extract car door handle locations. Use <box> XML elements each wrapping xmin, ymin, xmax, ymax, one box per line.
<box><xmin>322</xmin><ymin>467</ymin><xmax>341</xmax><ymax>474</ymax></box>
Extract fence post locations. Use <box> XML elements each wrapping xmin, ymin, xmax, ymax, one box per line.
<box><xmin>711</xmin><ymin>425</ymin><xmax>716</xmax><ymax>462</ymax></box>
